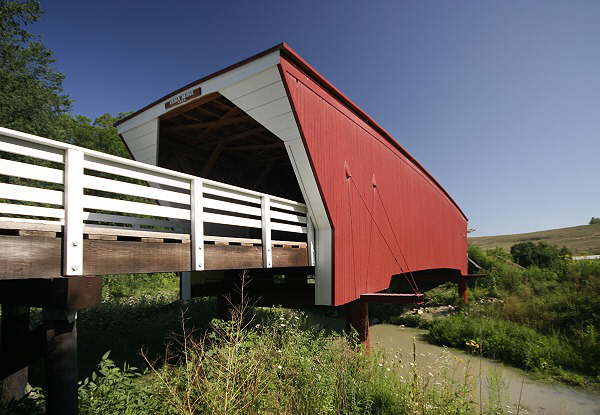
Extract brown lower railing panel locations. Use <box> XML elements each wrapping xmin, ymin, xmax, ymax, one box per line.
<box><xmin>0</xmin><ymin>235</ymin><xmax>62</xmax><ymax>279</ymax></box>
<box><xmin>83</xmin><ymin>240</ymin><xmax>191</xmax><ymax>275</ymax></box>
<box><xmin>0</xmin><ymin>234</ymin><xmax>309</xmax><ymax>279</ymax></box>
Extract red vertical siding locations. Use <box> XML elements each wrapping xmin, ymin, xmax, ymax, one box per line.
<box><xmin>280</xmin><ymin>57</ymin><xmax>468</xmax><ymax>306</ymax></box>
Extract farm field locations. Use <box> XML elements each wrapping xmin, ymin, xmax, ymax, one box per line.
<box><xmin>469</xmin><ymin>224</ymin><xmax>600</xmax><ymax>255</ymax></box>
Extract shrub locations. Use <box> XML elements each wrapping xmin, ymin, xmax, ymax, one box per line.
<box><xmin>510</xmin><ymin>242</ymin><xmax>571</xmax><ymax>269</ymax></box>
<box><xmin>589</xmin><ymin>217</ymin><xmax>600</xmax><ymax>225</ymax></box>
<box><xmin>427</xmin><ymin>315</ymin><xmax>585</xmax><ymax>376</ymax></box>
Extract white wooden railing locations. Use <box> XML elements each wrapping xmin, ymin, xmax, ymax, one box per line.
<box><xmin>0</xmin><ymin>127</ymin><xmax>312</xmax><ymax>275</ymax></box>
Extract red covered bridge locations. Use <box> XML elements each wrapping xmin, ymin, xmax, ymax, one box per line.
<box><xmin>0</xmin><ymin>43</ymin><xmax>472</xmax><ymax>414</ymax></box>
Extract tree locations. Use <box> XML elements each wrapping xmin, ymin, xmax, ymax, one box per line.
<box><xmin>0</xmin><ymin>1</ymin><xmax>131</xmax><ymax>158</ymax></box>
<box><xmin>510</xmin><ymin>241</ymin><xmax>572</xmax><ymax>269</ymax></box>
<box><xmin>0</xmin><ymin>0</ymin><xmax>71</xmax><ymax>137</ymax></box>
<box><xmin>590</xmin><ymin>217</ymin><xmax>600</xmax><ymax>225</ymax></box>
<box><xmin>52</xmin><ymin>113</ymin><xmax>131</xmax><ymax>158</ymax></box>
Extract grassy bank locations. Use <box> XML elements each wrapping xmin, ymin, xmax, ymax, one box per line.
<box><xmin>389</xmin><ymin>247</ymin><xmax>600</xmax><ymax>386</ymax></box>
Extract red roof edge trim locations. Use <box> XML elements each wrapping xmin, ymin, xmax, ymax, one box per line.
<box><xmin>278</xmin><ymin>43</ymin><xmax>467</xmax><ymax>221</ymax></box>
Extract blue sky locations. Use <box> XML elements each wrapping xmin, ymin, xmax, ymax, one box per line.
<box><xmin>33</xmin><ymin>1</ymin><xmax>599</xmax><ymax>236</ymax></box>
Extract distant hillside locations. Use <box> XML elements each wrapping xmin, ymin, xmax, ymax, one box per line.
<box><xmin>469</xmin><ymin>224</ymin><xmax>600</xmax><ymax>255</ymax></box>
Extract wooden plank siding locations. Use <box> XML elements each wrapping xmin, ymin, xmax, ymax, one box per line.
<box><xmin>280</xmin><ymin>55</ymin><xmax>468</xmax><ymax>306</ymax></box>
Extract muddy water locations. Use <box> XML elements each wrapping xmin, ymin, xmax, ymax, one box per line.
<box><xmin>371</xmin><ymin>324</ymin><xmax>600</xmax><ymax>415</ymax></box>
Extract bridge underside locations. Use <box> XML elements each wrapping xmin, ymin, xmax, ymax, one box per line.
<box><xmin>0</xmin><ymin>221</ymin><xmax>309</xmax><ymax>280</ymax></box>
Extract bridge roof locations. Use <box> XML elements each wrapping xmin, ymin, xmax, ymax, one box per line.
<box><xmin>115</xmin><ymin>43</ymin><xmax>466</xmax><ymax>221</ymax></box>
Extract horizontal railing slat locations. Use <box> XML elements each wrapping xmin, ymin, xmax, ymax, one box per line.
<box><xmin>84</xmin><ymin>212</ymin><xmax>189</xmax><ymax>231</ymax></box>
<box><xmin>203</xmin><ymin>212</ymin><xmax>262</xmax><ymax>228</ymax></box>
<box><xmin>84</xmin><ymin>175</ymin><xmax>191</xmax><ymax>205</ymax></box>
<box><xmin>0</xmin><ymin>159</ymin><xmax>64</xmax><ymax>184</ymax></box>
<box><xmin>204</xmin><ymin>198</ymin><xmax>261</xmax><ymax>217</ymax></box>
<box><xmin>0</xmin><ymin>183</ymin><xmax>63</xmax><ymax>205</ymax></box>
<box><xmin>203</xmin><ymin>183</ymin><xmax>261</xmax><ymax>204</ymax></box>
<box><xmin>82</xmin><ymin>195</ymin><xmax>191</xmax><ymax>220</ymax></box>
<box><xmin>270</xmin><ymin>199</ymin><xmax>307</xmax><ymax>213</ymax></box>
<box><xmin>84</xmin><ymin>156</ymin><xmax>191</xmax><ymax>190</ymax></box>
<box><xmin>271</xmin><ymin>221</ymin><xmax>307</xmax><ymax>234</ymax></box>
<box><xmin>0</xmin><ymin>135</ymin><xmax>64</xmax><ymax>163</ymax></box>
<box><xmin>270</xmin><ymin>210</ymin><xmax>307</xmax><ymax>224</ymax></box>
<box><xmin>0</xmin><ymin>202</ymin><xmax>64</xmax><ymax>219</ymax></box>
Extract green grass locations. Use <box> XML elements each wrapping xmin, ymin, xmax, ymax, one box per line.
<box><xmin>4</xmin><ymin>302</ymin><xmax>505</xmax><ymax>415</ymax></box>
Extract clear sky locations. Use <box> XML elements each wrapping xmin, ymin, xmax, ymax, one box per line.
<box><xmin>32</xmin><ymin>1</ymin><xmax>599</xmax><ymax>236</ymax></box>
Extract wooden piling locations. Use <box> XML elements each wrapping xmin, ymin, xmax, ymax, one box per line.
<box><xmin>0</xmin><ymin>305</ymin><xmax>30</xmax><ymax>403</ymax></box>
<box><xmin>345</xmin><ymin>300</ymin><xmax>370</xmax><ymax>351</ymax></box>
<box><xmin>44</xmin><ymin>310</ymin><xmax>78</xmax><ymax>415</ymax></box>
<box><xmin>458</xmin><ymin>278</ymin><xmax>468</xmax><ymax>304</ymax></box>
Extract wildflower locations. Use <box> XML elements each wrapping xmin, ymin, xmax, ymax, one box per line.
<box><xmin>277</xmin><ymin>365</ymin><xmax>283</xmax><ymax>369</ymax></box>
<box><xmin>386</xmin><ymin>367</ymin><xmax>391</xmax><ymax>372</ymax></box>
<box><xmin>378</xmin><ymin>363</ymin><xmax>383</xmax><ymax>367</ymax></box>
<box><xmin>428</xmin><ymin>372</ymin><xmax>434</xmax><ymax>377</ymax></box>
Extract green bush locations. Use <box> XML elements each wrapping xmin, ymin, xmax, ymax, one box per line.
<box><xmin>510</xmin><ymin>242</ymin><xmax>571</xmax><ymax>269</ymax></box>
<box><xmin>589</xmin><ymin>217</ymin><xmax>600</xmax><ymax>225</ymax></box>
<box><xmin>427</xmin><ymin>315</ymin><xmax>583</xmax><ymax>375</ymax></box>
<box><xmin>388</xmin><ymin>314</ymin><xmax>430</xmax><ymax>329</ymax></box>
<box><xmin>79</xmin><ymin>352</ymin><xmax>165</xmax><ymax>415</ymax></box>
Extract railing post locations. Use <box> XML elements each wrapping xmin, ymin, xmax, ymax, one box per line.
<box><xmin>261</xmin><ymin>195</ymin><xmax>272</xmax><ymax>268</ymax></box>
<box><xmin>191</xmin><ymin>178</ymin><xmax>204</xmax><ymax>271</ymax></box>
<box><xmin>307</xmin><ymin>215</ymin><xmax>315</xmax><ymax>266</ymax></box>
<box><xmin>63</xmin><ymin>149</ymin><xmax>84</xmax><ymax>276</ymax></box>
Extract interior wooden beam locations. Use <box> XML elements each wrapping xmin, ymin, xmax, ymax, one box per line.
<box><xmin>226</xmin><ymin>142</ymin><xmax>284</xmax><ymax>151</ymax></box>
<box><xmin>180</xmin><ymin>112</ymin><xmax>208</xmax><ymax>123</ymax></box>
<box><xmin>193</xmin><ymin>105</ymin><xmax>223</xmax><ymax>119</ymax></box>
<box><xmin>201</xmin><ymin>142</ymin><xmax>225</xmax><ymax>177</ymax></box>
<box><xmin>171</xmin><ymin>113</ymin><xmax>248</xmax><ymax>131</ymax></box>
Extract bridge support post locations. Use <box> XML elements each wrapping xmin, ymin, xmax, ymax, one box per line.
<box><xmin>0</xmin><ymin>305</ymin><xmax>30</xmax><ymax>403</ymax></box>
<box><xmin>44</xmin><ymin>309</ymin><xmax>78</xmax><ymax>415</ymax></box>
<box><xmin>458</xmin><ymin>278</ymin><xmax>468</xmax><ymax>305</ymax></box>
<box><xmin>345</xmin><ymin>300</ymin><xmax>370</xmax><ymax>351</ymax></box>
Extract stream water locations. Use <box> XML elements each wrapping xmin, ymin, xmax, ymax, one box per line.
<box><xmin>370</xmin><ymin>324</ymin><xmax>600</xmax><ymax>415</ymax></box>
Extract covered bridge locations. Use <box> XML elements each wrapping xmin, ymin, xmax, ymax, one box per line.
<box><xmin>116</xmin><ymin>42</ymin><xmax>469</xmax><ymax>308</ymax></box>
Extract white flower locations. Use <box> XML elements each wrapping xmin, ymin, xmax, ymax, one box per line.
<box><xmin>378</xmin><ymin>363</ymin><xmax>383</xmax><ymax>367</ymax></box>
<box><xmin>386</xmin><ymin>367</ymin><xmax>391</xmax><ymax>371</ymax></box>
<box><xmin>428</xmin><ymin>372</ymin><xmax>434</xmax><ymax>377</ymax></box>
<box><xmin>277</xmin><ymin>365</ymin><xmax>282</xmax><ymax>369</ymax></box>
